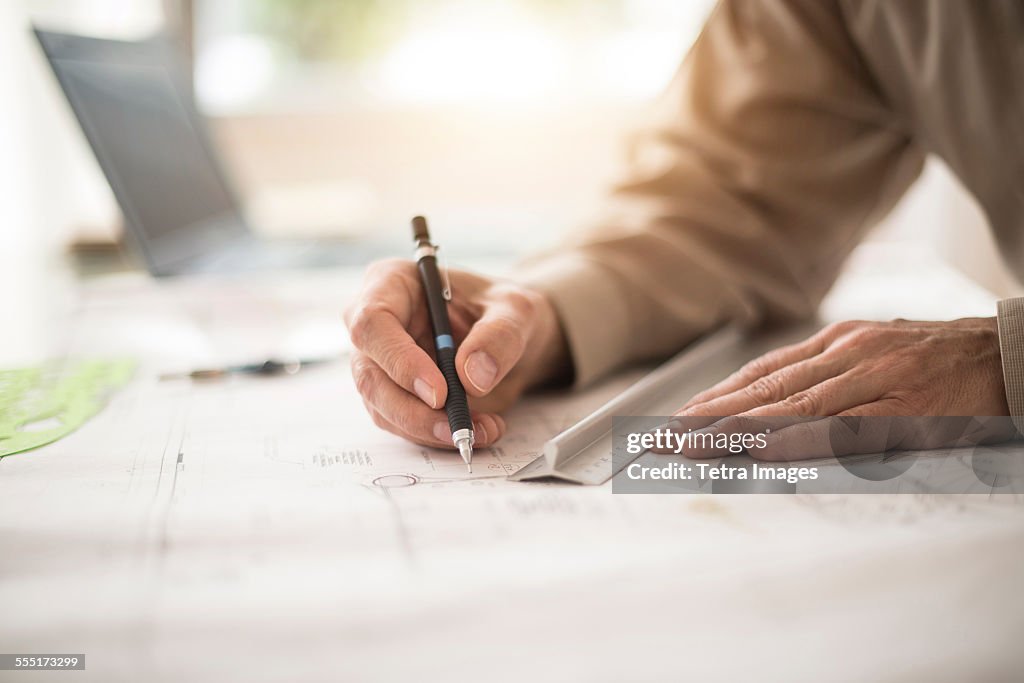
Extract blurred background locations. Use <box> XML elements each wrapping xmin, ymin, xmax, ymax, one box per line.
<box><xmin>2</xmin><ymin>0</ymin><xmax>1021</xmax><ymax>317</ymax></box>
<box><xmin>6</xmin><ymin>0</ymin><xmax>715</xmax><ymax>254</ymax></box>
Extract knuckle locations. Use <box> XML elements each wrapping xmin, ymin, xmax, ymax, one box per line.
<box><xmin>685</xmin><ymin>390</ymin><xmax>713</xmax><ymax>407</ymax></box>
<box><xmin>375</xmin><ymin>337</ymin><xmax>410</xmax><ymax>377</ymax></box>
<box><xmin>823</xmin><ymin>320</ymin><xmax>859</xmax><ymax>338</ymax></box>
<box><xmin>744</xmin><ymin>373</ymin><xmax>784</xmax><ymax>404</ymax></box>
<box><xmin>738</xmin><ymin>356</ymin><xmax>772</xmax><ymax>381</ymax></box>
<box><xmin>820</xmin><ymin>321</ymin><xmax>844</xmax><ymax>338</ymax></box>
<box><xmin>682</xmin><ymin>403</ymin><xmax>717</xmax><ymax>418</ymax></box>
<box><xmin>486</xmin><ymin>315</ymin><xmax>527</xmax><ymax>350</ymax></box>
<box><xmin>886</xmin><ymin>393</ymin><xmax>922</xmax><ymax>413</ymax></box>
<box><xmin>783</xmin><ymin>389</ymin><xmax>821</xmax><ymax>416</ymax></box>
<box><xmin>504</xmin><ymin>288</ymin><xmax>538</xmax><ymax>320</ymax></box>
<box><xmin>342</xmin><ymin>301</ymin><xmax>356</xmax><ymax>327</ymax></box>
<box><xmin>347</xmin><ymin>303</ymin><xmax>389</xmax><ymax>349</ymax></box>
<box><xmin>844</xmin><ymin>327</ymin><xmax>879</xmax><ymax>346</ymax></box>
<box><xmin>349</xmin><ymin>353</ymin><xmax>367</xmax><ymax>380</ymax></box>
<box><xmin>386</xmin><ymin>407</ymin><xmax>410</xmax><ymax>433</ymax></box>
<box><xmin>370</xmin><ymin>410</ymin><xmax>390</xmax><ymax>431</ymax></box>
<box><xmin>762</xmin><ymin>344</ymin><xmax>796</xmax><ymax>365</ymax></box>
<box><xmin>391</xmin><ymin>405</ymin><xmax>427</xmax><ymax>437</ymax></box>
<box><xmin>352</xmin><ymin>362</ymin><xmax>380</xmax><ymax>403</ymax></box>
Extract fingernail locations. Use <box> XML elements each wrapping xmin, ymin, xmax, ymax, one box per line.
<box><xmin>413</xmin><ymin>378</ymin><xmax>436</xmax><ymax>407</ymax></box>
<box><xmin>474</xmin><ymin>420</ymin><xmax>488</xmax><ymax>443</ymax></box>
<box><xmin>433</xmin><ymin>421</ymin><xmax>450</xmax><ymax>443</ymax></box>
<box><xmin>465</xmin><ymin>352</ymin><xmax>498</xmax><ymax>392</ymax></box>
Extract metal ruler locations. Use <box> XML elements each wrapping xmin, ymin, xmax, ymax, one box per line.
<box><xmin>509</xmin><ymin>324</ymin><xmax>818</xmax><ymax>485</ymax></box>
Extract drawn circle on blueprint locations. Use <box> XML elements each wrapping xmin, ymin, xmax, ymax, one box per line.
<box><xmin>969</xmin><ymin>441</ymin><xmax>1024</xmax><ymax>488</ymax></box>
<box><xmin>831</xmin><ymin>417</ymin><xmax>916</xmax><ymax>481</ymax></box>
<box><xmin>372</xmin><ymin>474</ymin><xmax>419</xmax><ymax>488</ymax></box>
<box><xmin>838</xmin><ymin>452</ymin><xmax>916</xmax><ymax>482</ymax></box>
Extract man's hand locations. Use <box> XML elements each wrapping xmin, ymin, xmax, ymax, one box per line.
<box><xmin>344</xmin><ymin>259</ymin><xmax>569</xmax><ymax>448</ymax></box>
<box><xmin>671</xmin><ymin>318</ymin><xmax>1010</xmax><ymax>460</ymax></box>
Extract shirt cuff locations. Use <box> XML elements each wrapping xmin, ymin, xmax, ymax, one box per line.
<box><xmin>996</xmin><ymin>298</ymin><xmax>1024</xmax><ymax>425</ymax></box>
<box><xmin>517</xmin><ymin>254</ymin><xmax>633</xmax><ymax>387</ymax></box>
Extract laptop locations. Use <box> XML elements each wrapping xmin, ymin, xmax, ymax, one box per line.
<box><xmin>34</xmin><ymin>27</ymin><xmax>377</xmax><ymax>276</ymax></box>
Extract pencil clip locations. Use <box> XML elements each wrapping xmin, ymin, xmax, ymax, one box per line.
<box><xmin>437</xmin><ymin>245</ymin><xmax>452</xmax><ymax>301</ymax></box>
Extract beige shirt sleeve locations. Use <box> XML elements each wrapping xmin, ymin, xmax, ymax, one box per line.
<box><xmin>521</xmin><ymin>0</ymin><xmax>925</xmax><ymax>386</ymax></box>
<box><xmin>997</xmin><ymin>298</ymin><xmax>1024</xmax><ymax>420</ymax></box>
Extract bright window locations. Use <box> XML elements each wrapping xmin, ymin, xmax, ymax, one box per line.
<box><xmin>194</xmin><ymin>0</ymin><xmax>714</xmax><ymax>114</ymax></box>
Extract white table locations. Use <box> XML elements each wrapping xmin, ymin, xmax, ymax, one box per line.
<box><xmin>2</xmin><ymin>245</ymin><xmax>1023</xmax><ymax>683</ymax></box>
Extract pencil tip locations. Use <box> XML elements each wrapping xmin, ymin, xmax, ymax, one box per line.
<box><xmin>457</xmin><ymin>439</ymin><xmax>473</xmax><ymax>473</ymax></box>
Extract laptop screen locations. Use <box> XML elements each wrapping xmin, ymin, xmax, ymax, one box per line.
<box><xmin>39</xmin><ymin>31</ymin><xmax>248</xmax><ymax>274</ymax></box>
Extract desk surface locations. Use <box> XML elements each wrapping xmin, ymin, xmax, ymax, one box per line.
<box><xmin>2</xmin><ymin>245</ymin><xmax>1023</xmax><ymax>683</ymax></box>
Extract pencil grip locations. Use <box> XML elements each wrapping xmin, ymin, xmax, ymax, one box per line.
<box><xmin>436</xmin><ymin>346</ymin><xmax>472</xmax><ymax>434</ymax></box>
